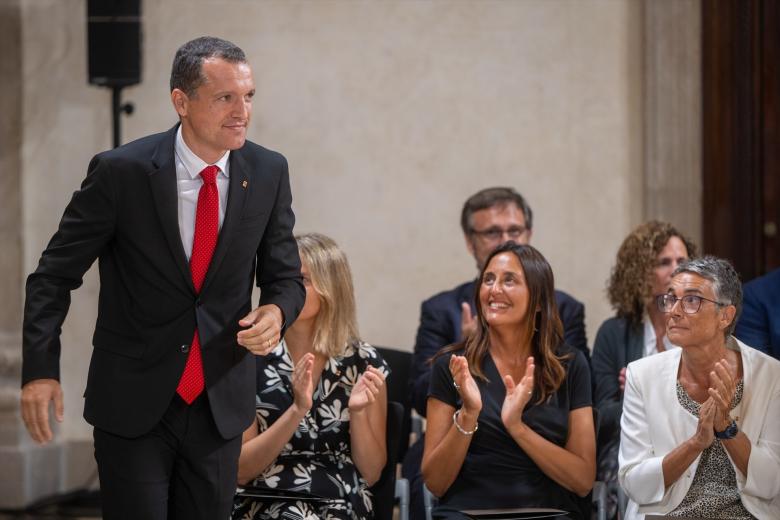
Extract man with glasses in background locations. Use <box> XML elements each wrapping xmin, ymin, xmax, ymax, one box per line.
<box><xmin>402</xmin><ymin>187</ymin><xmax>588</xmax><ymax>518</ymax></box>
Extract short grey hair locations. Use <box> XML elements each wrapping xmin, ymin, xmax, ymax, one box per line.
<box><xmin>170</xmin><ymin>36</ymin><xmax>246</xmax><ymax>96</ymax></box>
<box><xmin>672</xmin><ymin>256</ymin><xmax>742</xmax><ymax>337</ymax></box>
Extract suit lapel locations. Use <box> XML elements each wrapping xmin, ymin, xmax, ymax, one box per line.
<box><xmin>200</xmin><ymin>148</ymin><xmax>250</xmax><ymax>295</ymax></box>
<box><xmin>148</xmin><ymin>126</ymin><xmax>195</xmax><ymax>294</ymax></box>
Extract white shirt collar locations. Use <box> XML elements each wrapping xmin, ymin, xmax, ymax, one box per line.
<box><xmin>174</xmin><ymin>125</ymin><xmax>230</xmax><ymax>179</ymax></box>
<box><xmin>643</xmin><ymin>314</ymin><xmax>679</xmax><ymax>357</ymax></box>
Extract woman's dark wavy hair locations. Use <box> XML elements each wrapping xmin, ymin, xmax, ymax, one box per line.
<box><xmin>607</xmin><ymin>220</ymin><xmax>698</xmax><ymax>326</ymax></box>
<box><xmin>437</xmin><ymin>242</ymin><xmax>568</xmax><ymax>404</ymax></box>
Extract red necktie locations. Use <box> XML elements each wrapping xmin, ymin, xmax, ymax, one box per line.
<box><xmin>177</xmin><ymin>165</ymin><xmax>219</xmax><ymax>404</ymax></box>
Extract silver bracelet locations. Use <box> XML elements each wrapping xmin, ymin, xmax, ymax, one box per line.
<box><xmin>452</xmin><ymin>409</ymin><xmax>478</xmax><ymax>435</ymax></box>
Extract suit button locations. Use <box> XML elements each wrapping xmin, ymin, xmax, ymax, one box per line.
<box><xmin>196</xmin><ymin>299</ymin><xmax>202</xmax><ymax>307</ymax></box>
<box><xmin>180</xmin><ymin>344</ymin><xmax>190</xmax><ymax>354</ymax></box>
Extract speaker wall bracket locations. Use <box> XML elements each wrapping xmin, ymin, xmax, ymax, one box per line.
<box><xmin>111</xmin><ymin>86</ymin><xmax>134</xmax><ymax>148</ymax></box>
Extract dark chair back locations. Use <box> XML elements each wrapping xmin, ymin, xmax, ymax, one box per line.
<box><xmin>374</xmin><ymin>346</ymin><xmax>413</xmax><ymax>460</ymax></box>
<box><xmin>579</xmin><ymin>406</ymin><xmax>600</xmax><ymax>519</ymax></box>
<box><xmin>370</xmin><ymin>400</ymin><xmax>404</xmax><ymax>520</ymax></box>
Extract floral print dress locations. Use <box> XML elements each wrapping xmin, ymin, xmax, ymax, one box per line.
<box><xmin>232</xmin><ymin>340</ymin><xmax>389</xmax><ymax>520</ymax></box>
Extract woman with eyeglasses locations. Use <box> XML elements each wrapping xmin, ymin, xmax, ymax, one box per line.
<box><xmin>421</xmin><ymin>243</ymin><xmax>595</xmax><ymax>519</ymax></box>
<box><xmin>591</xmin><ymin>221</ymin><xmax>697</xmax><ymax>490</ymax></box>
<box><xmin>619</xmin><ymin>257</ymin><xmax>780</xmax><ymax>519</ymax></box>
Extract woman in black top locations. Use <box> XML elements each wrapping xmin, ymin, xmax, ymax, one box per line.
<box><xmin>422</xmin><ymin>243</ymin><xmax>595</xmax><ymax>519</ymax></box>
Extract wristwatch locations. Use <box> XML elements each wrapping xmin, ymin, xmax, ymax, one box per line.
<box><xmin>714</xmin><ymin>419</ymin><xmax>739</xmax><ymax>440</ymax></box>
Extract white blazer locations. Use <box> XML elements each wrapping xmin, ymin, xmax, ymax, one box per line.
<box><xmin>618</xmin><ymin>338</ymin><xmax>780</xmax><ymax>520</ymax></box>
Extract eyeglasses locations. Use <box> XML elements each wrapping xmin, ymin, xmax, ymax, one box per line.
<box><xmin>656</xmin><ymin>293</ymin><xmax>727</xmax><ymax>314</ymax></box>
<box><xmin>470</xmin><ymin>226</ymin><xmax>528</xmax><ymax>242</ymax></box>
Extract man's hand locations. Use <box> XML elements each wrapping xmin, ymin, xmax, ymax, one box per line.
<box><xmin>20</xmin><ymin>379</ymin><xmax>63</xmax><ymax>444</ymax></box>
<box><xmin>460</xmin><ymin>302</ymin><xmax>477</xmax><ymax>340</ymax></box>
<box><xmin>619</xmin><ymin>367</ymin><xmax>627</xmax><ymax>393</ymax></box>
<box><xmin>237</xmin><ymin>304</ymin><xmax>283</xmax><ymax>355</ymax></box>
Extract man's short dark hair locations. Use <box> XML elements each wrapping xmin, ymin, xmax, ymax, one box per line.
<box><xmin>170</xmin><ymin>36</ymin><xmax>246</xmax><ymax>96</ymax></box>
<box><xmin>460</xmin><ymin>187</ymin><xmax>533</xmax><ymax>234</ymax></box>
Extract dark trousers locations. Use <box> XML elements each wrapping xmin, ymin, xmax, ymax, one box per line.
<box><xmin>93</xmin><ymin>394</ymin><xmax>242</xmax><ymax>520</ymax></box>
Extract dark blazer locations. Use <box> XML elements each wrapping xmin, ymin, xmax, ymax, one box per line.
<box><xmin>590</xmin><ymin>316</ymin><xmax>643</xmax><ymax>437</ymax></box>
<box><xmin>22</xmin><ymin>125</ymin><xmax>305</xmax><ymax>440</ymax></box>
<box><xmin>736</xmin><ymin>268</ymin><xmax>780</xmax><ymax>360</ymax></box>
<box><xmin>409</xmin><ymin>280</ymin><xmax>588</xmax><ymax>416</ymax></box>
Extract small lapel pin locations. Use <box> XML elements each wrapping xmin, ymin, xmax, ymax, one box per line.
<box><xmin>242</xmin><ymin>180</ymin><xmax>248</xmax><ymax>188</ymax></box>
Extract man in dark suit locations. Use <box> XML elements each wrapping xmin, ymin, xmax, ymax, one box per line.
<box><xmin>736</xmin><ymin>267</ymin><xmax>780</xmax><ymax>359</ymax></box>
<box><xmin>20</xmin><ymin>37</ymin><xmax>305</xmax><ymax>519</ymax></box>
<box><xmin>403</xmin><ymin>187</ymin><xmax>587</xmax><ymax>518</ymax></box>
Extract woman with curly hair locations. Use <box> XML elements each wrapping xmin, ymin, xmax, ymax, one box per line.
<box><xmin>591</xmin><ymin>221</ymin><xmax>697</xmax><ymax>488</ymax></box>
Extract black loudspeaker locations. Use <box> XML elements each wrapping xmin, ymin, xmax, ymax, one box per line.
<box><xmin>87</xmin><ymin>0</ymin><xmax>141</xmax><ymax>87</ymax></box>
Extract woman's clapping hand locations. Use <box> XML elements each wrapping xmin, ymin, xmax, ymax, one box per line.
<box><xmin>291</xmin><ymin>353</ymin><xmax>315</xmax><ymax>416</ymax></box>
<box><xmin>691</xmin><ymin>398</ymin><xmax>716</xmax><ymax>451</ymax></box>
<box><xmin>501</xmin><ymin>356</ymin><xmax>535</xmax><ymax>432</ymax></box>
<box><xmin>450</xmin><ymin>355</ymin><xmax>482</xmax><ymax>415</ymax></box>
<box><xmin>707</xmin><ymin>359</ymin><xmax>737</xmax><ymax>431</ymax></box>
<box><xmin>348</xmin><ymin>366</ymin><xmax>386</xmax><ymax>413</ymax></box>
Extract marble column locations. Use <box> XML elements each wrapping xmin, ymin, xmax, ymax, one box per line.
<box><xmin>0</xmin><ymin>0</ymin><xmax>95</xmax><ymax>508</ymax></box>
<box><xmin>642</xmin><ymin>0</ymin><xmax>703</xmax><ymax>244</ymax></box>
<box><xmin>0</xmin><ymin>0</ymin><xmax>38</xmax><ymax>508</ymax></box>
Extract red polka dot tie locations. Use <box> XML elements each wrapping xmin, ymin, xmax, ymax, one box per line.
<box><xmin>177</xmin><ymin>165</ymin><xmax>219</xmax><ymax>404</ymax></box>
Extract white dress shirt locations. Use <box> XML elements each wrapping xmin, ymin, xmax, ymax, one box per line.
<box><xmin>642</xmin><ymin>316</ymin><xmax>678</xmax><ymax>357</ymax></box>
<box><xmin>619</xmin><ymin>338</ymin><xmax>780</xmax><ymax>519</ymax></box>
<box><xmin>174</xmin><ymin>126</ymin><xmax>230</xmax><ymax>260</ymax></box>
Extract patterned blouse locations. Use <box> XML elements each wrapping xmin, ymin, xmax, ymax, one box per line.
<box><xmin>232</xmin><ymin>340</ymin><xmax>389</xmax><ymax>520</ymax></box>
<box><xmin>669</xmin><ymin>379</ymin><xmax>755</xmax><ymax>519</ymax></box>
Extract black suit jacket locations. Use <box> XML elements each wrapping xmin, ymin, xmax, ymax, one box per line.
<box><xmin>22</xmin><ymin>125</ymin><xmax>305</xmax><ymax>439</ymax></box>
<box><xmin>590</xmin><ymin>316</ymin><xmax>644</xmax><ymax>438</ymax></box>
<box><xmin>735</xmin><ymin>267</ymin><xmax>780</xmax><ymax>360</ymax></box>
<box><xmin>409</xmin><ymin>280</ymin><xmax>587</xmax><ymax>416</ymax></box>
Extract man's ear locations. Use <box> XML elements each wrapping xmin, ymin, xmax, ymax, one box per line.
<box><xmin>171</xmin><ymin>88</ymin><xmax>188</xmax><ymax>117</ymax></box>
<box><xmin>463</xmin><ymin>232</ymin><xmax>475</xmax><ymax>256</ymax></box>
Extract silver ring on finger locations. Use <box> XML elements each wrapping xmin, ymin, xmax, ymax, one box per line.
<box><xmin>453</xmin><ymin>380</ymin><xmax>461</xmax><ymax>391</ymax></box>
